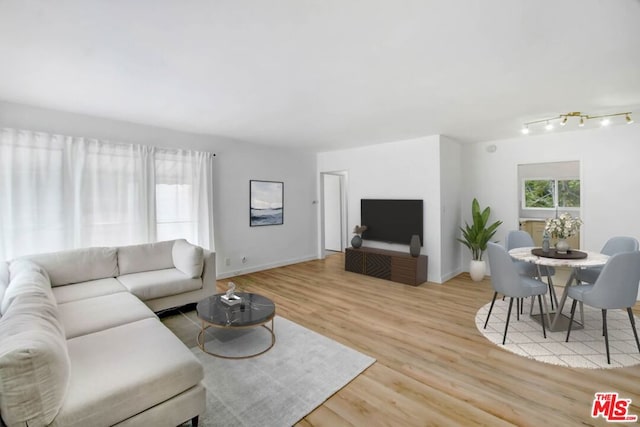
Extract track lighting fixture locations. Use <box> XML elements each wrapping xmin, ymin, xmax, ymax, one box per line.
<box><xmin>521</xmin><ymin>111</ymin><xmax>634</xmax><ymax>134</ymax></box>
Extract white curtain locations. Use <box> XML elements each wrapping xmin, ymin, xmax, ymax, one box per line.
<box><xmin>155</xmin><ymin>149</ymin><xmax>215</xmax><ymax>250</ymax></box>
<box><xmin>0</xmin><ymin>128</ymin><xmax>215</xmax><ymax>260</ymax></box>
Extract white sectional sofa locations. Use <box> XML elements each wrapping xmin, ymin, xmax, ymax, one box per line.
<box><xmin>0</xmin><ymin>239</ymin><xmax>216</xmax><ymax>427</ymax></box>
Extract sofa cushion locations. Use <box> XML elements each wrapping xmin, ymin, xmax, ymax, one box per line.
<box><xmin>52</xmin><ymin>318</ymin><xmax>203</xmax><ymax>427</ymax></box>
<box><xmin>52</xmin><ymin>278</ymin><xmax>128</xmax><ymax>305</ymax></box>
<box><xmin>8</xmin><ymin>258</ymin><xmax>50</xmax><ymax>282</ymax></box>
<box><xmin>0</xmin><ymin>293</ymin><xmax>70</xmax><ymax>427</ymax></box>
<box><xmin>117</xmin><ymin>268</ymin><xmax>203</xmax><ymax>301</ymax></box>
<box><xmin>117</xmin><ymin>240</ymin><xmax>175</xmax><ymax>275</ymax></box>
<box><xmin>58</xmin><ymin>293</ymin><xmax>157</xmax><ymax>339</ymax></box>
<box><xmin>172</xmin><ymin>239</ymin><xmax>204</xmax><ymax>279</ymax></box>
<box><xmin>1</xmin><ymin>268</ymin><xmax>55</xmax><ymax>316</ymax></box>
<box><xmin>23</xmin><ymin>247</ymin><xmax>118</xmax><ymax>286</ymax></box>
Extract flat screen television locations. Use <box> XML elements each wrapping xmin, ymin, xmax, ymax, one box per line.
<box><xmin>360</xmin><ymin>199</ymin><xmax>423</xmax><ymax>246</ymax></box>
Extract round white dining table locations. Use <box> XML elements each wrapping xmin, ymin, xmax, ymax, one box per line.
<box><xmin>508</xmin><ymin>246</ymin><xmax>609</xmax><ymax>332</ymax></box>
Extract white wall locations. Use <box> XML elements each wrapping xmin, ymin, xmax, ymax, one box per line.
<box><xmin>214</xmin><ymin>145</ymin><xmax>318</xmax><ymax>278</ymax></box>
<box><xmin>318</xmin><ymin>135</ymin><xmax>443</xmax><ymax>283</ymax></box>
<box><xmin>0</xmin><ymin>100</ymin><xmax>319</xmax><ymax>277</ymax></box>
<box><xmin>462</xmin><ymin>124</ymin><xmax>640</xmax><ymax>270</ymax></box>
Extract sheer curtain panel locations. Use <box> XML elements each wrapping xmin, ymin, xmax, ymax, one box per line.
<box><xmin>0</xmin><ymin>128</ymin><xmax>215</xmax><ymax>261</ymax></box>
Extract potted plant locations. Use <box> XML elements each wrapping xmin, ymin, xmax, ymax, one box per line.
<box><xmin>544</xmin><ymin>212</ymin><xmax>582</xmax><ymax>253</ymax></box>
<box><xmin>457</xmin><ymin>198</ymin><xmax>503</xmax><ymax>281</ymax></box>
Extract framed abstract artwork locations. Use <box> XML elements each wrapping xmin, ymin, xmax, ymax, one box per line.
<box><xmin>250</xmin><ymin>180</ymin><xmax>284</xmax><ymax>226</ymax></box>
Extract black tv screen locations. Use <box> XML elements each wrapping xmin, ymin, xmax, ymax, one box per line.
<box><xmin>360</xmin><ymin>199</ymin><xmax>423</xmax><ymax>246</ymax></box>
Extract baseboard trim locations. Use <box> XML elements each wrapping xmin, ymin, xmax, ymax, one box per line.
<box><xmin>216</xmin><ymin>255</ymin><xmax>318</xmax><ymax>279</ymax></box>
<box><xmin>440</xmin><ymin>267</ymin><xmax>464</xmax><ymax>283</ymax></box>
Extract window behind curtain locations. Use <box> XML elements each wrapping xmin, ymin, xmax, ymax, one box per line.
<box><xmin>0</xmin><ymin>131</ymin><xmax>67</xmax><ymax>257</ymax></box>
<box><xmin>0</xmin><ymin>128</ymin><xmax>214</xmax><ymax>260</ymax></box>
<box><xmin>156</xmin><ymin>152</ymin><xmax>196</xmax><ymax>242</ymax></box>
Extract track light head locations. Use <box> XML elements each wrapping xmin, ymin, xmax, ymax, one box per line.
<box><xmin>560</xmin><ymin>117</ymin><xmax>568</xmax><ymax>126</ymax></box>
<box><xmin>579</xmin><ymin>117</ymin><xmax>585</xmax><ymax>127</ymax></box>
<box><xmin>521</xmin><ymin>125</ymin><xmax>530</xmax><ymax>135</ymax></box>
<box><xmin>627</xmin><ymin>114</ymin><xmax>634</xmax><ymax>124</ymax></box>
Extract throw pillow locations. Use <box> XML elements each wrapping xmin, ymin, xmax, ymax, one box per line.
<box><xmin>172</xmin><ymin>239</ymin><xmax>204</xmax><ymax>279</ymax></box>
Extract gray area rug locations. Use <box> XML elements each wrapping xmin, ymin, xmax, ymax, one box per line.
<box><xmin>476</xmin><ymin>298</ymin><xmax>640</xmax><ymax>369</ymax></box>
<box><xmin>191</xmin><ymin>316</ymin><xmax>375</xmax><ymax>427</ymax></box>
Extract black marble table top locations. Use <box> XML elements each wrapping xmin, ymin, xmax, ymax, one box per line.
<box><xmin>196</xmin><ymin>292</ymin><xmax>275</xmax><ymax>327</ymax></box>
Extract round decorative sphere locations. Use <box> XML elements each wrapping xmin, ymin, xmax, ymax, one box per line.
<box><xmin>351</xmin><ymin>235</ymin><xmax>362</xmax><ymax>248</ymax></box>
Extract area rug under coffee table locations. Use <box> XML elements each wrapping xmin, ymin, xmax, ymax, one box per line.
<box><xmin>190</xmin><ymin>316</ymin><xmax>375</xmax><ymax>427</ymax></box>
<box><xmin>476</xmin><ymin>298</ymin><xmax>640</xmax><ymax>369</ymax></box>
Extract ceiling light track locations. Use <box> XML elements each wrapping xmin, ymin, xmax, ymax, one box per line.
<box><xmin>521</xmin><ymin>111</ymin><xmax>634</xmax><ymax>134</ymax></box>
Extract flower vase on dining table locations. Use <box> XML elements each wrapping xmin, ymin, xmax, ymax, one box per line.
<box><xmin>556</xmin><ymin>239</ymin><xmax>570</xmax><ymax>254</ymax></box>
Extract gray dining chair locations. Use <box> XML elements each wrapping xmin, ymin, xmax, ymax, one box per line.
<box><xmin>565</xmin><ymin>251</ymin><xmax>640</xmax><ymax>364</ymax></box>
<box><xmin>575</xmin><ymin>236</ymin><xmax>639</xmax><ymax>284</ymax></box>
<box><xmin>485</xmin><ymin>242</ymin><xmax>549</xmax><ymax>344</ymax></box>
<box><xmin>506</xmin><ymin>230</ymin><xmax>557</xmax><ymax>308</ymax></box>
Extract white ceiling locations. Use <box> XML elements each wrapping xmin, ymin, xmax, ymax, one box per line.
<box><xmin>1</xmin><ymin>0</ymin><xmax>639</xmax><ymax>151</ymax></box>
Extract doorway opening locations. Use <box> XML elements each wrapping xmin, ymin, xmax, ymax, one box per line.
<box><xmin>320</xmin><ymin>171</ymin><xmax>348</xmax><ymax>258</ymax></box>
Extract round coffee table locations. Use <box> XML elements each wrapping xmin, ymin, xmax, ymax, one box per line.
<box><xmin>196</xmin><ymin>292</ymin><xmax>276</xmax><ymax>359</ymax></box>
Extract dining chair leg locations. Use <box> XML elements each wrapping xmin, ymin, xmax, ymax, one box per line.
<box><xmin>503</xmin><ymin>297</ymin><xmax>514</xmax><ymax>345</ymax></box>
<box><xmin>602</xmin><ymin>309</ymin><xmax>610</xmax><ymax>365</ymax></box>
<box><xmin>516</xmin><ymin>298</ymin><xmax>520</xmax><ymax>321</ymax></box>
<box><xmin>627</xmin><ymin>308</ymin><xmax>640</xmax><ymax>354</ymax></box>
<box><xmin>537</xmin><ymin>294</ymin><xmax>546</xmax><ymax>338</ymax></box>
<box><xmin>484</xmin><ymin>292</ymin><xmax>498</xmax><ymax>329</ymax></box>
<box><xmin>565</xmin><ymin>299</ymin><xmax>578</xmax><ymax>342</ymax></box>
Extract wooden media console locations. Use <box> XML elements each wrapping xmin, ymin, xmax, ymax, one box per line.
<box><xmin>345</xmin><ymin>247</ymin><xmax>428</xmax><ymax>286</ymax></box>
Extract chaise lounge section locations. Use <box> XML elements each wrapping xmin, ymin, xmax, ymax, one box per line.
<box><xmin>0</xmin><ymin>239</ymin><xmax>215</xmax><ymax>426</ymax></box>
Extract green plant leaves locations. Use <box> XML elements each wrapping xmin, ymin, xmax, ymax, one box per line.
<box><xmin>457</xmin><ymin>198</ymin><xmax>503</xmax><ymax>261</ymax></box>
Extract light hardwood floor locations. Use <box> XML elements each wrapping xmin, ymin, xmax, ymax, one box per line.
<box><xmin>162</xmin><ymin>253</ymin><xmax>640</xmax><ymax>427</ymax></box>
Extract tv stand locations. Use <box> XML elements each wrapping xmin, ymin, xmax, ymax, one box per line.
<box><xmin>345</xmin><ymin>247</ymin><xmax>428</xmax><ymax>286</ymax></box>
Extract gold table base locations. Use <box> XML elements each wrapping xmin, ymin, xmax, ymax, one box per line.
<box><xmin>197</xmin><ymin>317</ymin><xmax>276</xmax><ymax>359</ymax></box>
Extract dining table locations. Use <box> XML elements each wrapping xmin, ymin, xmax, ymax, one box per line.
<box><xmin>507</xmin><ymin>246</ymin><xmax>609</xmax><ymax>332</ymax></box>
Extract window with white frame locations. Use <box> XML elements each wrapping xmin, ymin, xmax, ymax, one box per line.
<box><xmin>523</xmin><ymin>178</ymin><xmax>580</xmax><ymax>209</ymax></box>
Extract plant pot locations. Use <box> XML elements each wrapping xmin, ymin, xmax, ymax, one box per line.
<box><xmin>469</xmin><ymin>260</ymin><xmax>486</xmax><ymax>282</ymax></box>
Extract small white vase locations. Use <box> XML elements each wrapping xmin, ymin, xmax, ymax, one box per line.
<box><xmin>556</xmin><ymin>239</ymin><xmax>570</xmax><ymax>254</ymax></box>
<box><xmin>469</xmin><ymin>260</ymin><xmax>486</xmax><ymax>282</ymax></box>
